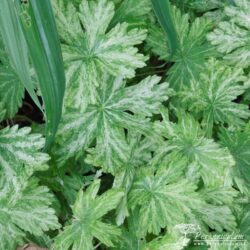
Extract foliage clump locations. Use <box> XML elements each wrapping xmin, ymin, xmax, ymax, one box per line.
<box><xmin>1</xmin><ymin>0</ymin><xmax>250</xmax><ymax>249</ymax></box>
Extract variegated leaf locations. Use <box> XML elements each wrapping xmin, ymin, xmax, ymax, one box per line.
<box><xmin>110</xmin><ymin>0</ymin><xmax>151</xmax><ymax>28</ymax></box>
<box><xmin>53</xmin><ymin>179</ymin><xmax>123</xmax><ymax>250</ymax></box>
<box><xmin>57</xmin><ymin>75</ymin><xmax>170</xmax><ymax>173</ymax></box>
<box><xmin>0</xmin><ymin>126</ymin><xmax>50</xmax><ymax>188</ymax></box>
<box><xmin>53</xmin><ymin>0</ymin><xmax>147</xmax><ymax>111</ymax></box>
<box><xmin>208</xmin><ymin>0</ymin><xmax>250</xmax><ymax>68</ymax></box>
<box><xmin>154</xmin><ymin>110</ymin><xmax>235</xmax><ymax>187</ymax></box>
<box><xmin>0</xmin><ymin>177</ymin><xmax>60</xmax><ymax>250</ymax></box>
<box><xmin>180</xmin><ymin>58</ymin><xmax>250</xmax><ymax>135</ymax></box>
<box><xmin>0</xmin><ymin>63</ymin><xmax>24</xmax><ymax>119</ymax></box>
<box><xmin>147</xmin><ymin>5</ymin><xmax>214</xmax><ymax>90</ymax></box>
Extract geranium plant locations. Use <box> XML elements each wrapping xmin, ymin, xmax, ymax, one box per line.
<box><xmin>0</xmin><ymin>0</ymin><xmax>250</xmax><ymax>249</ymax></box>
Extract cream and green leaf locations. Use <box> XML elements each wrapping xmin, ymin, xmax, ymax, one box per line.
<box><xmin>147</xmin><ymin>5</ymin><xmax>214</xmax><ymax>90</ymax></box>
<box><xmin>53</xmin><ymin>0</ymin><xmax>148</xmax><ymax>112</ymax></box>
<box><xmin>54</xmin><ymin>179</ymin><xmax>124</xmax><ymax>250</ymax></box>
<box><xmin>180</xmin><ymin>58</ymin><xmax>250</xmax><ymax>135</ymax></box>
<box><xmin>56</xmin><ymin>74</ymin><xmax>171</xmax><ymax>172</ymax></box>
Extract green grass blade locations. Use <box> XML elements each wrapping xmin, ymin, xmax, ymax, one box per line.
<box><xmin>0</xmin><ymin>0</ymin><xmax>43</xmax><ymax>111</ymax></box>
<box><xmin>151</xmin><ymin>0</ymin><xmax>178</xmax><ymax>57</ymax></box>
<box><xmin>16</xmin><ymin>0</ymin><xmax>66</xmax><ymax>150</ymax></box>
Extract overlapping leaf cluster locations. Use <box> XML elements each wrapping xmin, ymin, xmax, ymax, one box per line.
<box><xmin>1</xmin><ymin>0</ymin><xmax>250</xmax><ymax>249</ymax></box>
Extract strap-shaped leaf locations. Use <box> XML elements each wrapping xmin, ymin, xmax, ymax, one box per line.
<box><xmin>16</xmin><ymin>0</ymin><xmax>65</xmax><ymax>150</ymax></box>
<box><xmin>151</xmin><ymin>0</ymin><xmax>178</xmax><ymax>57</ymax></box>
<box><xmin>0</xmin><ymin>0</ymin><xmax>42</xmax><ymax>112</ymax></box>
